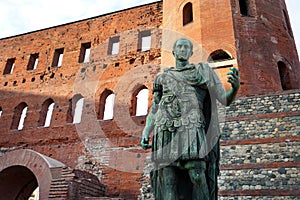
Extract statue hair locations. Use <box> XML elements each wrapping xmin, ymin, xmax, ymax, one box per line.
<box><xmin>173</xmin><ymin>38</ymin><xmax>194</xmax><ymax>51</ymax></box>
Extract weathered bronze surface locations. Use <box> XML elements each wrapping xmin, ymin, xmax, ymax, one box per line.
<box><xmin>141</xmin><ymin>38</ymin><xmax>240</xmax><ymax>200</ymax></box>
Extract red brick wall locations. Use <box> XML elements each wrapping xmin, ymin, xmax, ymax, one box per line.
<box><xmin>0</xmin><ymin>2</ymin><xmax>162</xmax><ymax>199</ymax></box>
<box><xmin>231</xmin><ymin>0</ymin><xmax>300</xmax><ymax>95</ymax></box>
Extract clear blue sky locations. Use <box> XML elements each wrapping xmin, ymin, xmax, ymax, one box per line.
<box><xmin>0</xmin><ymin>0</ymin><xmax>299</xmax><ymax>58</ymax></box>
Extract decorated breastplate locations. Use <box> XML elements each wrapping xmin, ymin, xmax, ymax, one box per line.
<box><xmin>155</xmin><ymin>69</ymin><xmax>207</xmax><ymax>131</ymax></box>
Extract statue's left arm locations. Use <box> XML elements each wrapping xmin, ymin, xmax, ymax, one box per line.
<box><xmin>224</xmin><ymin>67</ymin><xmax>240</xmax><ymax>106</ymax></box>
<box><xmin>212</xmin><ymin>67</ymin><xmax>240</xmax><ymax>106</ymax></box>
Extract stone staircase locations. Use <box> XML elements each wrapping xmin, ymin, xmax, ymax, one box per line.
<box><xmin>48</xmin><ymin>166</ymin><xmax>110</xmax><ymax>199</ymax></box>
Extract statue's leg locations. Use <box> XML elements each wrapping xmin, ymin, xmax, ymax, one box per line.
<box><xmin>162</xmin><ymin>166</ymin><xmax>178</xmax><ymax>200</ymax></box>
<box><xmin>186</xmin><ymin>161</ymin><xmax>209</xmax><ymax>200</ymax></box>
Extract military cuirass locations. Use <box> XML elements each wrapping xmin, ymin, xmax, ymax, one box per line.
<box><xmin>152</xmin><ymin>65</ymin><xmax>209</xmax><ymax>162</ymax></box>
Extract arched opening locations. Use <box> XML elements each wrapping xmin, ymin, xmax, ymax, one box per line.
<box><xmin>38</xmin><ymin>98</ymin><xmax>55</xmax><ymax>127</ymax></box>
<box><xmin>131</xmin><ymin>86</ymin><xmax>149</xmax><ymax>116</ymax></box>
<box><xmin>207</xmin><ymin>49</ymin><xmax>235</xmax><ymax>68</ymax></box>
<box><xmin>66</xmin><ymin>94</ymin><xmax>84</xmax><ymax>124</ymax></box>
<box><xmin>136</xmin><ymin>88</ymin><xmax>149</xmax><ymax>116</ymax></box>
<box><xmin>11</xmin><ymin>102</ymin><xmax>28</xmax><ymax>130</ymax></box>
<box><xmin>208</xmin><ymin>49</ymin><xmax>232</xmax><ymax>62</ymax></box>
<box><xmin>183</xmin><ymin>2</ymin><xmax>193</xmax><ymax>26</ymax></box>
<box><xmin>103</xmin><ymin>93</ymin><xmax>115</xmax><ymax>120</ymax></box>
<box><xmin>0</xmin><ymin>166</ymin><xmax>38</xmax><ymax>199</ymax></box>
<box><xmin>207</xmin><ymin>50</ymin><xmax>237</xmax><ymax>90</ymax></box>
<box><xmin>278</xmin><ymin>61</ymin><xmax>292</xmax><ymax>90</ymax></box>
<box><xmin>98</xmin><ymin>89</ymin><xmax>115</xmax><ymax>120</ymax></box>
<box><xmin>0</xmin><ymin>149</ymin><xmax>66</xmax><ymax>199</ymax></box>
<box><xmin>73</xmin><ymin>97</ymin><xmax>84</xmax><ymax>124</ymax></box>
<box><xmin>0</xmin><ymin>106</ymin><xmax>2</xmax><ymax>119</ymax></box>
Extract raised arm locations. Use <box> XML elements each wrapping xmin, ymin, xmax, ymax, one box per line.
<box><xmin>211</xmin><ymin>67</ymin><xmax>240</xmax><ymax>106</ymax></box>
<box><xmin>224</xmin><ymin>67</ymin><xmax>240</xmax><ymax>106</ymax></box>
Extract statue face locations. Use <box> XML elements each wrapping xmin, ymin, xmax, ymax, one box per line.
<box><xmin>173</xmin><ymin>39</ymin><xmax>193</xmax><ymax>61</ymax></box>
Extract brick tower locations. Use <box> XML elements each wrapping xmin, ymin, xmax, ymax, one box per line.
<box><xmin>158</xmin><ymin>1</ymin><xmax>300</xmax><ymax>199</ymax></box>
<box><xmin>162</xmin><ymin>0</ymin><xmax>300</xmax><ymax>95</ymax></box>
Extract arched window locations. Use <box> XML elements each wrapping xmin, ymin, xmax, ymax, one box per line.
<box><xmin>38</xmin><ymin>98</ymin><xmax>55</xmax><ymax>127</ymax></box>
<box><xmin>278</xmin><ymin>61</ymin><xmax>292</xmax><ymax>90</ymax></box>
<box><xmin>131</xmin><ymin>86</ymin><xmax>149</xmax><ymax>116</ymax></box>
<box><xmin>11</xmin><ymin>102</ymin><xmax>28</xmax><ymax>130</ymax></box>
<box><xmin>98</xmin><ymin>89</ymin><xmax>115</xmax><ymax>120</ymax></box>
<box><xmin>207</xmin><ymin>49</ymin><xmax>235</xmax><ymax>68</ymax></box>
<box><xmin>73</xmin><ymin>97</ymin><xmax>84</xmax><ymax>124</ymax></box>
<box><xmin>66</xmin><ymin>94</ymin><xmax>84</xmax><ymax>124</ymax></box>
<box><xmin>208</xmin><ymin>50</ymin><xmax>232</xmax><ymax>62</ymax></box>
<box><xmin>136</xmin><ymin>88</ymin><xmax>149</xmax><ymax>116</ymax></box>
<box><xmin>103</xmin><ymin>93</ymin><xmax>115</xmax><ymax>120</ymax></box>
<box><xmin>0</xmin><ymin>106</ymin><xmax>2</xmax><ymax>119</ymax></box>
<box><xmin>183</xmin><ymin>2</ymin><xmax>193</xmax><ymax>26</ymax></box>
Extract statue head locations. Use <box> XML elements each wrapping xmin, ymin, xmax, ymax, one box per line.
<box><xmin>172</xmin><ymin>38</ymin><xmax>193</xmax><ymax>62</ymax></box>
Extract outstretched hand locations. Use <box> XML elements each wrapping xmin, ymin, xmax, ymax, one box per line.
<box><xmin>227</xmin><ymin>67</ymin><xmax>240</xmax><ymax>90</ymax></box>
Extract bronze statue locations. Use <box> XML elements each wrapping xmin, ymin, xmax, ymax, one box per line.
<box><xmin>141</xmin><ymin>38</ymin><xmax>240</xmax><ymax>200</ymax></box>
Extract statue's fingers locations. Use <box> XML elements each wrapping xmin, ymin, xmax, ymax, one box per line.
<box><xmin>227</xmin><ymin>72</ymin><xmax>235</xmax><ymax>78</ymax></box>
<box><xmin>228</xmin><ymin>80</ymin><xmax>234</xmax><ymax>85</ymax></box>
<box><xmin>227</xmin><ymin>73</ymin><xmax>235</xmax><ymax>81</ymax></box>
<box><xmin>227</xmin><ymin>77</ymin><xmax>233</xmax><ymax>84</ymax></box>
<box><xmin>230</xmin><ymin>67</ymin><xmax>239</xmax><ymax>76</ymax></box>
<box><xmin>233</xmin><ymin>68</ymin><xmax>239</xmax><ymax>76</ymax></box>
<box><xmin>228</xmin><ymin>70</ymin><xmax>238</xmax><ymax>79</ymax></box>
<box><xmin>230</xmin><ymin>67</ymin><xmax>237</xmax><ymax>72</ymax></box>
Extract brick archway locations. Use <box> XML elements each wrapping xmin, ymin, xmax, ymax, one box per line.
<box><xmin>0</xmin><ymin>149</ymin><xmax>65</xmax><ymax>199</ymax></box>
